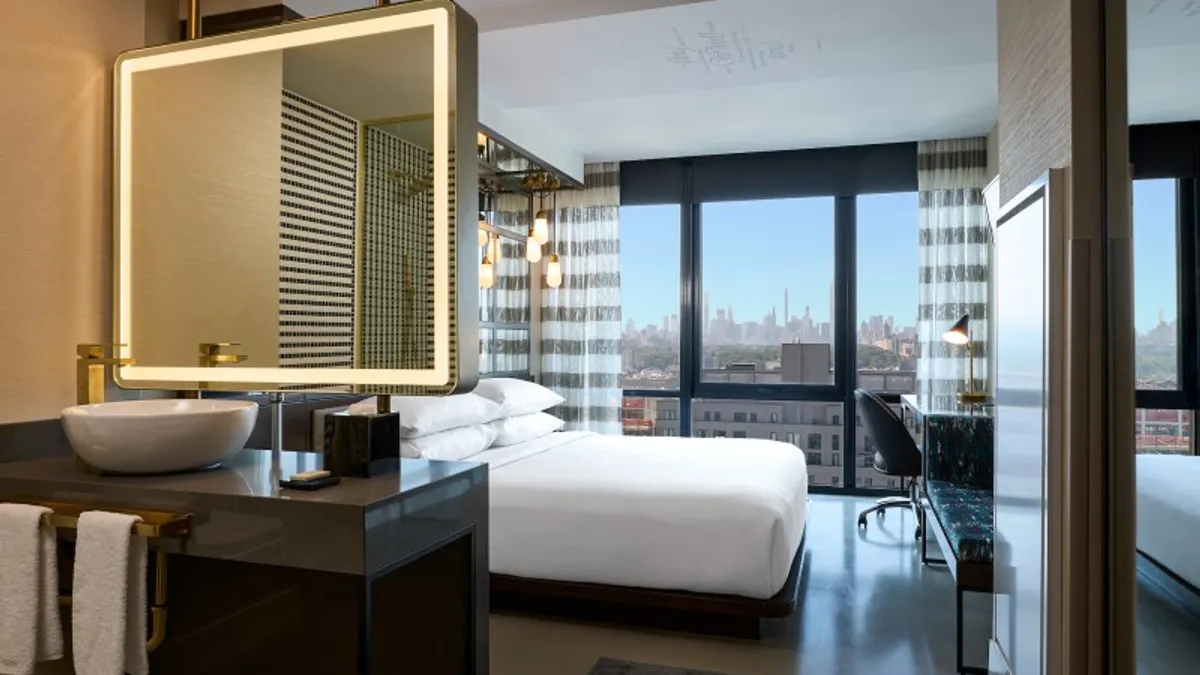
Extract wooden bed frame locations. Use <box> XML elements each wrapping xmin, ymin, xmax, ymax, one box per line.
<box><xmin>490</xmin><ymin>510</ymin><xmax>810</xmax><ymax>640</ymax></box>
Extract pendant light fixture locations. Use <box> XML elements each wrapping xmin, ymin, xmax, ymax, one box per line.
<box><xmin>488</xmin><ymin>233</ymin><xmax>501</xmax><ymax>263</ymax></box>
<box><xmin>525</xmin><ymin>228</ymin><xmax>542</xmax><ymax>263</ymax></box>
<box><xmin>532</xmin><ymin>192</ymin><xmax>550</xmax><ymax>245</ymax></box>
<box><xmin>480</xmin><ymin>252</ymin><xmax>495</xmax><ymax>289</ymax></box>
<box><xmin>525</xmin><ymin>191</ymin><xmax>542</xmax><ymax>263</ymax></box>
<box><xmin>545</xmin><ymin>188</ymin><xmax>563</xmax><ymax>289</ymax></box>
<box><xmin>545</xmin><ymin>254</ymin><xmax>562</xmax><ymax>289</ymax></box>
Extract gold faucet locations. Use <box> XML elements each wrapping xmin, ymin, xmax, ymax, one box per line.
<box><xmin>198</xmin><ymin>343</ymin><xmax>249</xmax><ymax>367</ymax></box>
<box><xmin>76</xmin><ymin>344</ymin><xmax>135</xmax><ymax>405</ymax></box>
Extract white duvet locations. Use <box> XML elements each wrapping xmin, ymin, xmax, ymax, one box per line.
<box><xmin>1137</xmin><ymin>454</ymin><xmax>1200</xmax><ymax>589</ymax></box>
<box><xmin>474</xmin><ymin>431</ymin><xmax>809</xmax><ymax>600</ymax></box>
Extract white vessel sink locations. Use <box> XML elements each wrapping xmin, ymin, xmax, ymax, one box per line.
<box><xmin>61</xmin><ymin>399</ymin><xmax>257</xmax><ymax>475</ymax></box>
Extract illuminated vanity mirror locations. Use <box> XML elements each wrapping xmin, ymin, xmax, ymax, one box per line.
<box><xmin>113</xmin><ymin>1</ymin><xmax>478</xmax><ymax>394</ymax></box>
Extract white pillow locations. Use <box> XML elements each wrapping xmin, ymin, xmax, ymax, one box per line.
<box><xmin>472</xmin><ymin>378</ymin><xmax>564</xmax><ymax>418</ymax></box>
<box><xmin>488</xmin><ymin>412</ymin><xmax>564</xmax><ymax>447</ymax></box>
<box><xmin>346</xmin><ymin>393</ymin><xmax>500</xmax><ymax>438</ymax></box>
<box><xmin>399</xmin><ymin>424</ymin><xmax>497</xmax><ymax>461</ymax></box>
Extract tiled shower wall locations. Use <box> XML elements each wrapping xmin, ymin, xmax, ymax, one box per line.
<box><xmin>360</xmin><ymin>127</ymin><xmax>434</xmax><ymax>370</ymax></box>
<box><xmin>279</xmin><ymin>90</ymin><xmax>359</xmax><ymax>369</ymax></box>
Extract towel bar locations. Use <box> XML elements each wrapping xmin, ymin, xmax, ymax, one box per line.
<box><xmin>28</xmin><ymin>501</ymin><xmax>189</xmax><ymax>653</ymax></box>
<box><xmin>56</xmin><ymin>550</ymin><xmax>170</xmax><ymax>653</ymax></box>
<box><xmin>35</xmin><ymin>501</ymin><xmax>191</xmax><ymax>538</ymax></box>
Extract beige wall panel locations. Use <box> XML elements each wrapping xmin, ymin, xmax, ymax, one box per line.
<box><xmin>129</xmin><ymin>53</ymin><xmax>283</xmax><ymax>369</ymax></box>
<box><xmin>0</xmin><ymin>1</ymin><xmax>146</xmax><ymax>423</ymax></box>
<box><xmin>997</xmin><ymin>0</ymin><xmax>1073</xmax><ymax>204</ymax></box>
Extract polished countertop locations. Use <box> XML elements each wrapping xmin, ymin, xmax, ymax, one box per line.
<box><xmin>0</xmin><ymin>449</ymin><xmax>489</xmax><ymax>576</ymax></box>
<box><xmin>900</xmin><ymin>393</ymin><xmax>994</xmax><ymax>419</ymax></box>
<box><xmin>0</xmin><ymin>449</ymin><xmax>478</xmax><ymax>506</ymax></box>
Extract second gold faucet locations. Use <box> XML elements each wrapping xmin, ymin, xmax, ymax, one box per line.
<box><xmin>198</xmin><ymin>343</ymin><xmax>248</xmax><ymax>368</ymax></box>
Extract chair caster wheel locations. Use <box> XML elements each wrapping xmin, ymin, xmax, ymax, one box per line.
<box><xmin>877</xmin><ymin>510</ymin><xmax>886</xmax><ymax>519</ymax></box>
<box><xmin>857</xmin><ymin>515</ymin><xmax>867</xmax><ymax>529</ymax></box>
<box><xmin>914</xmin><ymin>527</ymin><xmax>923</xmax><ymax>541</ymax></box>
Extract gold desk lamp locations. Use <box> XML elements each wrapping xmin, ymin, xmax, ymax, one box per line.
<box><xmin>942</xmin><ymin>314</ymin><xmax>988</xmax><ymax>404</ymax></box>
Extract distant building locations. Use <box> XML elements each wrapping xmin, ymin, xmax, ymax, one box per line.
<box><xmin>781</xmin><ymin>343</ymin><xmax>833</xmax><ymax>384</ymax></box>
<box><xmin>621</xmin><ymin>343</ymin><xmax>916</xmax><ymax>489</ymax></box>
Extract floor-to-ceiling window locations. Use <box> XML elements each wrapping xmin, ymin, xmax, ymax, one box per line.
<box><xmin>1132</xmin><ymin>176</ymin><xmax>1197</xmax><ymax>455</ymax></box>
<box><xmin>620</xmin><ymin>204</ymin><xmax>682</xmax><ymax>436</ymax></box>
<box><xmin>1129</xmin><ymin>122</ymin><xmax>1200</xmax><ymax>457</ymax></box>
<box><xmin>699</xmin><ymin>198</ymin><xmax>836</xmax><ymax>385</ymax></box>
<box><xmin>856</xmin><ymin>192</ymin><xmax>919</xmax><ymax>488</ymax></box>
<box><xmin>618</xmin><ymin>126</ymin><xmax>1200</xmax><ymax>491</ymax></box>
<box><xmin>619</xmin><ymin>145</ymin><xmax>918</xmax><ymax>493</ymax></box>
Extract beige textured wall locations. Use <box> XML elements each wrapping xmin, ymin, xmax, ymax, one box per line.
<box><xmin>0</xmin><ymin>1</ymin><xmax>146</xmax><ymax>423</ymax></box>
<box><xmin>130</xmin><ymin>54</ymin><xmax>283</xmax><ymax>369</ymax></box>
<box><xmin>985</xmin><ymin>122</ymin><xmax>999</xmax><ymax>184</ymax></box>
<box><xmin>997</xmin><ymin>0</ymin><xmax>1073</xmax><ymax>204</ymax></box>
<box><xmin>995</xmin><ymin>0</ymin><xmax>1132</xmax><ymax>671</ymax></box>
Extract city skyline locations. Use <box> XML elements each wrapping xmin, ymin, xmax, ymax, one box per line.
<box><xmin>620</xmin><ymin>180</ymin><xmax>1180</xmax><ymax>336</ymax></box>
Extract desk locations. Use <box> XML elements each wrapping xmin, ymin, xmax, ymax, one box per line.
<box><xmin>901</xmin><ymin>394</ymin><xmax>994</xmax><ymax>487</ymax></box>
<box><xmin>901</xmin><ymin>394</ymin><xmax>994</xmax><ymax>674</ymax></box>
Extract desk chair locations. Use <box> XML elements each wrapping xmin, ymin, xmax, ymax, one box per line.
<box><xmin>854</xmin><ymin>389</ymin><xmax>923</xmax><ymax>539</ymax></box>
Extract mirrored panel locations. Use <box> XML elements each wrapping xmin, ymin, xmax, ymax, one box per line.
<box><xmin>113</xmin><ymin>2</ymin><xmax>478</xmax><ymax>393</ymax></box>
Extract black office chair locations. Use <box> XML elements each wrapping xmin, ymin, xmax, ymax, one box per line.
<box><xmin>854</xmin><ymin>389</ymin><xmax>923</xmax><ymax>539</ymax></box>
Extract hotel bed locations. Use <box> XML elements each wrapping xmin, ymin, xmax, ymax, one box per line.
<box><xmin>313</xmin><ymin>406</ymin><xmax>810</xmax><ymax>636</ymax></box>
<box><xmin>480</xmin><ymin>431</ymin><xmax>809</xmax><ymax>600</ymax></box>
<box><xmin>1136</xmin><ymin>454</ymin><xmax>1200</xmax><ymax>591</ymax></box>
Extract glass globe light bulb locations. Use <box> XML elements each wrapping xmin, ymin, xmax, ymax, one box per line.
<box><xmin>545</xmin><ymin>254</ymin><xmax>562</xmax><ymax>289</ymax></box>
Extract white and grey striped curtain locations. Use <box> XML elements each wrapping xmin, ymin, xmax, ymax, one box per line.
<box><xmin>916</xmin><ymin>138</ymin><xmax>991</xmax><ymax>409</ymax></box>
<box><xmin>542</xmin><ymin>163</ymin><xmax>622</xmax><ymax>434</ymax></box>
<box><xmin>490</xmin><ymin>194</ymin><xmax>533</xmax><ymax>373</ymax></box>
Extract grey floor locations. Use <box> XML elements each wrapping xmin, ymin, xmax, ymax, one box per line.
<box><xmin>491</xmin><ymin>495</ymin><xmax>1200</xmax><ymax>675</ymax></box>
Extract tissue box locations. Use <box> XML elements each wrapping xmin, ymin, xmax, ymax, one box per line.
<box><xmin>322</xmin><ymin>411</ymin><xmax>400</xmax><ymax>478</ymax></box>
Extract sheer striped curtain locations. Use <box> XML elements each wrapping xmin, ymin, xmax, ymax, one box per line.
<box><xmin>490</xmin><ymin>193</ymin><xmax>533</xmax><ymax>374</ymax></box>
<box><xmin>916</xmin><ymin>138</ymin><xmax>991</xmax><ymax>409</ymax></box>
<box><xmin>541</xmin><ymin>163</ymin><xmax>622</xmax><ymax>434</ymax></box>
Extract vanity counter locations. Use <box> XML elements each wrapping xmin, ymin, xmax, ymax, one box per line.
<box><xmin>0</xmin><ymin>449</ymin><xmax>487</xmax><ymax>576</ymax></box>
<box><xmin>1</xmin><ymin>450</ymin><xmax>489</xmax><ymax>675</ymax></box>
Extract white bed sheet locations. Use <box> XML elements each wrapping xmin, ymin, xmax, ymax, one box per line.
<box><xmin>1136</xmin><ymin>454</ymin><xmax>1200</xmax><ymax>589</ymax></box>
<box><xmin>473</xmin><ymin>431</ymin><xmax>809</xmax><ymax>600</ymax></box>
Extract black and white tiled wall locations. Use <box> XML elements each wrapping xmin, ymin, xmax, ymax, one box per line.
<box><xmin>279</xmin><ymin>90</ymin><xmax>358</xmax><ymax>369</ymax></box>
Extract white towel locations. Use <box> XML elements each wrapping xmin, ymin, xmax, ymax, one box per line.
<box><xmin>0</xmin><ymin>503</ymin><xmax>63</xmax><ymax>675</ymax></box>
<box><xmin>72</xmin><ymin>511</ymin><xmax>148</xmax><ymax>675</ymax></box>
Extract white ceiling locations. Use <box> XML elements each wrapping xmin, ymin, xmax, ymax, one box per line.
<box><xmin>480</xmin><ymin>0</ymin><xmax>999</xmax><ymax>162</ymax></box>
<box><xmin>283</xmin><ymin>0</ymin><xmax>711</xmax><ymax>30</ymax></box>
<box><xmin>477</xmin><ymin>0</ymin><xmax>1200</xmax><ymax>163</ymax></box>
<box><xmin>251</xmin><ymin>0</ymin><xmax>1200</xmax><ymax>164</ymax></box>
<box><xmin>1128</xmin><ymin>0</ymin><xmax>1200</xmax><ymax>126</ymax></box>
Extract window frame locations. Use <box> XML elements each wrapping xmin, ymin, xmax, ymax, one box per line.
<box><xmin>1130</xmin><ymin>122</ymin><xmax>1200</xmax><ymax>456</ymax></box>
<box><xmin>622</xmin><ymin>144</ymin><xmax>918</xmax><ymax>495</ymax></box>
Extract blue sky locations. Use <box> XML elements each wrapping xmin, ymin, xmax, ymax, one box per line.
<box><xmin>621</xmin><ymin>181</ymin><xmax>1178</xmax><ymax>335</ymax></box>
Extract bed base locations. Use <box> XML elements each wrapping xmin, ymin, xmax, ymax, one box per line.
<box><xmin>490</xmin><ymin>511</ymin><xmax>809</xmax><ymax>640</ymax></box>
<box><xmin>1138</xmin><ymin>550</ymin><xmax>1200</xmax><ymax>619</ymax></box>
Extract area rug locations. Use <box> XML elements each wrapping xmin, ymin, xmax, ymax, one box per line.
<box><xmin>588</xmin><ymin>658</ymin><xmax>736</xmax><ymax>675</ymax></box>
